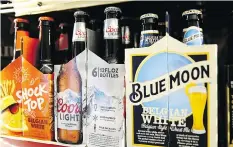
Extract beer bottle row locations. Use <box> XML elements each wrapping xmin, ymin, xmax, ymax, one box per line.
<box><xmin>10</xmin><ymin>7</ymin><xmax>204</xmax><ymax>145</ymax></box>
<box><xmin>12</xmin><ymin>7</ymin><xmax>204</xmax><ymax>67</ymax></box>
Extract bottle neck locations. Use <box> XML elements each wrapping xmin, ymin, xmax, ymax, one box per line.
<box><xmin>13</xmin><ymin>23</ymin><xmax>29</xmax><ymax>61</ymax></box>
<box><xmin>105</xmin><ymin>13</ymin><xmax>120</xmax><ymax>19</ymax></box>
<box><xmin>14</xmin><ymin>22</ymin><xmax>29</xmax><ymax>50</ymax></box>
<box><xmin>72</xmin><ymin>21</ymin><xmax>87</xmax><ymax>58</ymax></box>
<box><xmin>60</xmin><ymin>57</ymin><xmax>77</xmax><ymax>72</ymax></box>
<box><xmin>187</xmin><ymin>20</ymin><xmax>200</xmax><ymax>28</ymax></box>
<box><xmin>39</xmin><ymin>23</ymin><xmax>53</xmax><ymax>64</ymax></box>
<box><xmin>14</xmin><ymin>30</ymin><xmax>29</xmax><ymax>51</ymax></box>
<box><xmin>15</xmin><ymin>22</ymin><xmax>29</xmax><ymax>31</ymax></box>
<box><xmin>142</xmin><ymin>23</ymin><xmax>157</xmax><ymax>31</ymax></box>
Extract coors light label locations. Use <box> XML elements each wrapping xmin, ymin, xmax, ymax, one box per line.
<box><xmin>57</xmin><ymin>89</ymin><xmax>82</xmax><ymax>130</ymax></box>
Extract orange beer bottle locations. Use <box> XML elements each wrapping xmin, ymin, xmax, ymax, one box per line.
<box><xmin>57</xmin><ymin>10</ymin><xmax>88</xmax><ymax>144</ymax></box>
<box><xmin>12</xmin><ymin>18</ymin><xmax>29</xmax><ymax>61</ymax></box>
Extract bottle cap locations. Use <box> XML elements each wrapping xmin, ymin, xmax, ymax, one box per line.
<box><xmin>39</xmin><ymin>16</ymin><xmax>54</xmax><ymax>22</ymax></box>
<box><xmin>104</xmin><ymin>6</ymin><xmax>122</xmax><ymax>13</ymax></box>
<box><xmin>182</xmin><ymin>9</ymin><xmax>202</xmax><ymax>16</ymax></box>
<box><xmin>140</xmin><ymin>13</ymin><xmax>158</xmax><ymax>20</ymax></box>
<box><xmin>74</xmin><ymin>10</ymin><xmax>89</xmax><ymax>17</ymax></box>
<box><xmin>14</xmin><ymin>18</ymin><xmax>29</xmax><ymax>24</ymax></box>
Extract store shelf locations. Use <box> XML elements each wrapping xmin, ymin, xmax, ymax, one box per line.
<box><xmin>0</xmin><ymin>0</ymin><xmax>130</xmax><ymax>16</ymax></box>
<box><xmin>0</xmin><ymin>135</ymin><xmax>86</xmax><ymax>147</ymax></box>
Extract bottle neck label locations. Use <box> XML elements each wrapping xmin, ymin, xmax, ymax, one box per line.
<box><xmin>183</xmin><ymin>26</ymin><xmax>203</xmax><ymax>46</ymax></box>
<box><xmin>140</xmin><ymin>30</ymin><xmax>159</xmax><ymax>48</ymax></box>
<box><xmin>104</xmin><ymin>18</ymin><xmax>120</xmax><ymax>39</ymax></box>
<box><xmin>122</xmin><ymin>26</ymin><xmax>130</xmax><ymax>45</ymax></box>
<box><xmin>72</xmin><ymin>22</ymin><xmax>86</xmax><ymax>42</ymax></box>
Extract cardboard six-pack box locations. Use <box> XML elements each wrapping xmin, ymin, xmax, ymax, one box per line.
<box><xmin>125</xmin><ymin>35</ymin><xmax>218</xmax><ymax>147</ymax></box>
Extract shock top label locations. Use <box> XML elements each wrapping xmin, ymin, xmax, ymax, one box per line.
<box><xmin>104</xmin><ymin>18</ymin><xmax>120</xmax><ymax>39</ymax></box>
<box><xmin>57</xmin><ymin>89</ymin><xmax>82</xmax><ymax>130</ymax></box>
<box><xmin>183</xmin><ymin>26</ymin><xmax>203</xmax><ymax>46</ymax></box>
<box><xmin>72</xmin><ymin>22</ymin><xmax>86</xmax><ymax>42</ymax></box>
<box><xmin>140</xmin><ymin>30</ymin><xmax>159</xmax><ymax>48</ymax></box>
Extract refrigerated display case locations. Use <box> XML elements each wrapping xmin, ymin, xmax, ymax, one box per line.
<box><xmin>1</xmin><ymin>1</ymin><xmax>232</xmax><ymax>147</ymax></box>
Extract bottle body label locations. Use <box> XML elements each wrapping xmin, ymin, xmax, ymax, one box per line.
<box><xmin>57</xmin><ymin>89</ymin><xmax>82</xmax><ymax>130</ymax></box>
<box><xmin>72</xmin><ymin>22</ymin><xmax>86</xmax><ymax>42</ymax></box>
<box><xmin>122</xmin><ymin>26</ymin><xmax>130</xmax><ymax>45</ymax></box>
<box><xmin>140</xmin><ymin>30</ymin><xmax>159</xmax><ymax>47</ymax></box>
<box><xmin>104</xmin><ymin>18</ymin><xmax>120</xmax><ymax>39</ymax></box>
<box><xmin>183</xmin><ymin>26</ymin><xmax>203</xmax><ymax>46</ymax></box>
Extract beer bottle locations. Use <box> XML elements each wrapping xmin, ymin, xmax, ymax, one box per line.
<box><xmin>182</xmin><ymin>9</ymin><xmax>203</xmax><ymax>46</ymax></box>
<box><xmin>57</xmin><ymin>10</ymin><xmax>88</xmax><ymax>144</ymax></box>
<box><xmin>55</xmin><ymin>23</ymin><xmax>70</xmax><ymax>64</ymax></box>
<box><xmin>121</xmin><ymin>17</ymin><xmax>133</xmax><ymax>49</ymax></box>
<box><xmin>103</xmin><ymin>6</ymin><xmax>123</xmax><ymax>64</ymax></box>
<box><xmin>139</xmin><ymin>13</ymin><xmax>159</xmax><ymax>48</ymax></box>
<box><xmin>38</xmin><ymin>16</ymin><xmax>54</xmax><ymax>74</ymax></box>
<box><xmin>38</xmin><ymin>16</ymin><xmax>55</xmax><ymax>140</ymax></box>
<box><xmin>12</xmin><ymin>18</ymin><xmax>29</xmax><ymax>61</ymax></box>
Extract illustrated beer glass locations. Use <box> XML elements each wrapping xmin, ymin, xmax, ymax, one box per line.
<box><xmin>188</xmin><ymin>86</ymin><xmax>207</xmax><ymax>134</ymax></box>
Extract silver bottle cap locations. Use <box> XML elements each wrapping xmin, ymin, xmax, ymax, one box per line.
<box><xmin>104</xmin><ymin>6</ymin><xmax>122</xmax><ymax>13</ymax></box>
<box><xmin>182</xmin><ymin>9</ymin><xmax>202</xmax><ymax>16</ymax></box>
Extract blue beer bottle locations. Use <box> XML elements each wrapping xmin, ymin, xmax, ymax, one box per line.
<box><xmin>182</xmin><ymin>9</ymin><xmax>204</xmax><ymax>46</ymax></box>
<box><xmin>139</xmin><ymin>13</ymin><xmax>159</xmax><ymax>48</ymax></box>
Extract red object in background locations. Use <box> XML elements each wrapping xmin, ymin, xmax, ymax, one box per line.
<box><xmin>0</xmin><ymin>138</ymin><xmax>66</xmax><ymax>147</ymax></box>
<box><xmin>58</xmin><ymin>33</ymin><xmax>69</xmax><ymax>51</ymax></box>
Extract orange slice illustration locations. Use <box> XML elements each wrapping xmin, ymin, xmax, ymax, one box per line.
<box><xmin>1</xmin><ymin>107</ymin><xmax>28</xmax><ymax>132</ymax></box>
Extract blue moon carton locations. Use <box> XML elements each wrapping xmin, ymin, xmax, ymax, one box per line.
<box><xmin>125</xmin><ymin>35</ymin><xmax>218</xmax><ymax>147</ymax></box>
